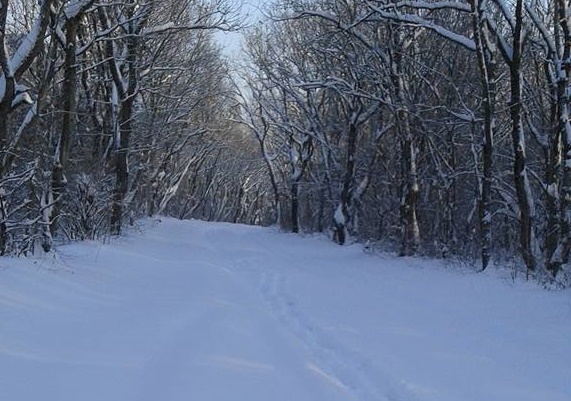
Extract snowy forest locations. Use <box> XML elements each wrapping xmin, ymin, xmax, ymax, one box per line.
<box><xmin>1</xmin><ymin>0</ymin><xmax>570</xmax><ymax>282</ymax></box>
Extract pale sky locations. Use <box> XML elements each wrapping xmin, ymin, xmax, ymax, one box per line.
<box><xmin>216</xmin><ymin>0</ymin><xmax>267</xmax><ymax>58</ymax></box>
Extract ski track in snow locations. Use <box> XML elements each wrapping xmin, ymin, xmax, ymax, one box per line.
<box><xmin>256</xmin><ymin>266</ymin><xmax>423</xmax><ymax>401</ymax></box>
<box><xmin>260</xmin><ymin>270</ymin><xmax>376</xmax><ymax>401</ymax></box>
<box><xmin>231</xmin><ymin>255</ymin><xmax>387</xmax><ymax>400</ymax></box>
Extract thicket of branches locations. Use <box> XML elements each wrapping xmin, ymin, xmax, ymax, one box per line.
<box><xmin>236</xmin><ymin>0</ymin><xmax>571</xmax><ymax>283</ymax></box>
<box><xmin>0</xmin><ymin>0</ymin><xmax>266</xmax><ymax>254</ymax></box>
<box><xmin>2</xmin><ymin>0</ymin><xmax>571</xmax><ymax>285</ymax></box>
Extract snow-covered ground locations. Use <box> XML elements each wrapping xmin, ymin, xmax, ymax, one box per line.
<box><xmin>0</xmin><ymin>218</ymin><xmax>570</xmax><ymax>401</ymax></box>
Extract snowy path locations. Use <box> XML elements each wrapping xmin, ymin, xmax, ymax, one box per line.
<box><xmin>0</xmin><ymin>218</ymin><xmax>570</xmax><ymax>401</ymax></box>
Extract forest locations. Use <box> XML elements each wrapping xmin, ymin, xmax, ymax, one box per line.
<box><xmin>0</xmin><ymin>0</ymin><xmax>569</xmax><ymax>283</ymax></box>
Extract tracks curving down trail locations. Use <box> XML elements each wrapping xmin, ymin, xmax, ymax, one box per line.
<box><xmin>258</xmin><ymin>269</ymin><xmax>423</xmax><ymax>401</ymax></box>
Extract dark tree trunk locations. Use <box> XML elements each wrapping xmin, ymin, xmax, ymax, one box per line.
<box><xmin>106</xmin><ymin>3</ymin><xmax>142</xmax><ymax>236</ymax></box>
<box><xmin>110</xmin><ymin>96</ymin><xmax>134</xmax><ymax>235</ymax></box>
<box><xmin>291</xmin><ymin>180</ymin><xmax>299</xmax><ymax>233</ymax></box>
<box><xmin>334</xmin><ymin>120</ymin><xmax>358</xmax><ymax>245</ymax></box>
<box><xmin>400</xmin><ymin>132</ymin><xmax>420</xmax><ymax>256</ymax></box>
<box><xmin>470</xmin><ymin>0</ymin><xmax>496</xmax><ymax>270</ymax></box>
<box><xmin>257</xmin><ymin>115</ymin><xmax>281</xmax><ymax>226</ymax></box>
<box><xmin>510</xmin><ymin>0</ymin><xmax>536</xmax><ymax>271</ymax></box>
<box><xmin>555</xmin><ymin>0</ymin><xmax>571</xmax><ymax>275</ymax></box>
<box><xmin>545</xmin><ymin>53</ymin><xmax>562</xmax><ymax>274</ymax></box>
<box><xmin>0</xmin><ymin>2</ymin><xmax>18</xmax><ymax>253</ymax></box>
<box><xmin>388</xmin><ymin>22</ymin><xmax>420</xmax><ymax>257</ymax></box>
<box><xmin>48</xmin><ymin>17</ymin><xmax>79</xmax><ymax>243</ymax></box>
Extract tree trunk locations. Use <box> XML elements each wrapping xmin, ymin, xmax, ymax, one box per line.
<box><xmin>510</xmin><ymin>0</ymin><xmax>536</xmax><ymax>271</ymax></box>
<box><xmin>388</xmin><ymin>22</ymin><xmax>420</xmax><ymax>257</ymax></box>
<box><xmin>470</xmin><ymin>0</ymin><xmax>496</xmax><ymax>270</ymax></box>
<box><xmin>400</xmin><ymin>132</ymin><xmax>420</xmax><ymax>256</ymax></box>
<box><xmin>554</xmin><ymin>0</ymin><xmax>571</xmax><ymax>275</ymax></box>
<box><xmin>257</xmin><ymin>117</ymin><xmax>281</xmax><ymax>226</ymax></box>
<box><xmin>545</xmin><ymin>52</ymin><xmax>562</xmax><ymax>274</ymax></box>
<box><xmin>47</xmin><ymin>17</ymin><xmax>79</xmax><ymax>246</ymax></box>
<box><xmin>0</xmin><ymin>1</ymin><xmax>17</xmax><ymax>253</ymax></box>
<box><xmin>110</xmin><ymin>96</ymin><xmax>134</xmax><ymax>235</ymax></box>
<box><xmin>291</xmin><ymin>179</ymin><xmax>299</xmax><ymax>233</ymax></box>
<box><xmin>334</xmin><ymin>119</ymin><xmax>358</xmax><ymax>245</ymax></box>
<box><xmin>107</xmin><ymin>3</ymin><xmax>141</xmax><ymax>235</ymax></box>
<box><xmin>544</xmin><ymin>93</ymin><xmax>561</xmax><ymax>273</ymax></box>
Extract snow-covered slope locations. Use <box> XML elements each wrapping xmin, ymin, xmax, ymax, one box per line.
<box><xmin>0</xmin><ymin>218</ymin><xmax>569</xmax><ymax>401</ymax></box>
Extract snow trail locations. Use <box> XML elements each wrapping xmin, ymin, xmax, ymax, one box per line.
<box><xmin>0</xmin><ymin>218</ymin><xmax>570</xmax><ymax>401</ymax></box>
<box><xmin>259</xmin><ymin>270</ymin><xmax>414</xmax><ymax>401</ymax></box>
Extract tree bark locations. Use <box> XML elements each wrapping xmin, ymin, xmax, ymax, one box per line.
<box><xmin>510</xmin><ymin>0</ymin><xmax>536</xmax><ymax>271</ymax></box>
<box><xmin>554</xmin><ymin>0</ymin><xmax>571</xmax><ymax>275</ymax></box>
<box><xmin>47</xmin><ymin>17</ymin><xmax>79</xmax><ymax>245</ymax></box>
<box><xmin>106</xmin><ymin>3</ymin><xmax>145</xmax><ymax>235</ymax></box>
<box><xmin>110</xmin><ymin>95</ymin><xmax>134</xmax><ymax>235</ymax></box>
<box><xmin>400</xmin><ymin>132</ymin><xmax>420</xmax><ymax>256</ymax></box>
<box><xmin>470</xmin><ymin>0</ymin><xmax>496</xmax><ymax>270</ymax></box>
<box><xmin>389</xmin><ymin>24</ymin><xmax>419</xmax><ymax>257</ymax></box>
<box><xmin>0</xmin><ymin>0</ymin><xmax>55</xmax><ymax>253</ymax></box>
<box><xmin>334</xmin><ymin>118</ymin><xmax>358</xmax><ymax>245</ymax></box>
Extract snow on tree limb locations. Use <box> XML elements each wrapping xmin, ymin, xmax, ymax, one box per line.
<box><xmin>370</xmin><ymin>0</ymin><xmax>471</xmax><ymax>13</ymax></box>
<box><xmin>10</xmin><ymin>0</ymin><xmax>54</xmax><ymax>79</ymax></box>
<box><xmin>290</xmin><ymin>5</ymin><xmax>476</xmax><ymax>52</ymax></box>
<box><xmin>366</xmin><ymin>9</ymin><xmax>476</xmax><ymax>51</ymax></box>
<box><xmin>525</xmin><ymin>3</ymin><xmax>556</xmax><ymax>55</ymax></box>
<box><xmin>63</xmin><ymin>0</ymin><xmax>97</xmax><ymax>20</ymax></box>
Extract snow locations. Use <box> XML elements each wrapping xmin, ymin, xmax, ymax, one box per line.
<box><xmin>64</xmin><ymin>0</ymin><xmax>94</xmax><ymax>19</ymax></box>
<box><xmin>11</xmin><ymin>91</ymin><xmax>33</xmax><ymax>108</ymax></box>
<box><xmin>363</xmin><ymin>6</ymin><xmax>476</xmax><ymax>52</ymax></box>
<box><xmin>9</xmin><ymin>11</ymin><xmax>43</xmax><ymax>75</ymax></box>
<box><xmin>141</xmin><ymin>22</ymin><xmax>177</xmax><ymax>36</ymax></box>
<box><xmin>334</xmin><ymin>204</ymin><xmax>346</xmax><ymax>225</ymax></box>
<box><xmin>548</xmin><ymin>182</ymin><xmax>560</xmax><ymax>199</ymax></box>
<box><xmin>0</xmin><ymin>218</ymin><xmax>570</xmax><ymax>401</ymax></box>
